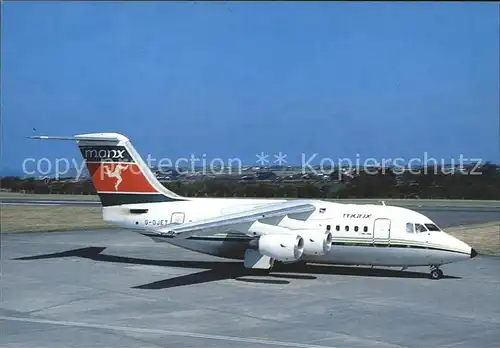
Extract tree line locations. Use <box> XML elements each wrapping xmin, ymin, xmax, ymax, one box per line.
<box><xmin>1</xmin><ymin>164</ymin><xmax>499</xmax><ymax>200</ymax></box>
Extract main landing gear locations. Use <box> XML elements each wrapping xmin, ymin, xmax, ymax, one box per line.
<box><xmin>429</xmin><ymin>266</ymin><xmax>444</xmax><ymax>280</ymax></box>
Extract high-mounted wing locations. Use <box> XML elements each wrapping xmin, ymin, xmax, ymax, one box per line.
<box><xmin>153</xmin><ymin>200</ymin><xmax>316</xmax><ymax>239</ymax></box>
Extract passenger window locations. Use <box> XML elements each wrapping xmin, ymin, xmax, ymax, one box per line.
<box><xmin>406</xmin><ymin>223</ymin><xmax>414</xmax><ymax>233</ymax></box>
<box><xmin>336</xmin><ymin>225</ymin><xmax>340</xmax><ymax>231</ymax></box>
<box><xmin>363</xmin><ymin>226</ymin><xmax>368</xmax><ymax>232</ymax></box>
<box><xmin>345</xmin><ymin>226</ymin><xmax>349</xmax><ymax>232</ymax></box>
<box><xmin>354</xmin><ymin>226</ymin><xmax>359</xmax><ymax>232</ymax></box>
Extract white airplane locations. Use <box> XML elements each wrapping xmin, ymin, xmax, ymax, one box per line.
<box><xmin>31</xmin><ymin>132</ymin><xmax>478</xmax><ymax>280</ymax></box>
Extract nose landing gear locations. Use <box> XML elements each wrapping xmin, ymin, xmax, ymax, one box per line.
<box><xmin>429</xmin><ymin>266</ymin><xmax>443</xmax><ymax>280</ymax></box>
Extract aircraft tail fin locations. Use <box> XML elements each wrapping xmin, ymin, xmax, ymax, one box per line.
<box><xmin>29</xmin><ymin>133</ymin><xmax>185</xmax><ymax>206</ymax></box>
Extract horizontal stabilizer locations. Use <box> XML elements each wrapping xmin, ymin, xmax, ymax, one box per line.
<box><xmin>29</xmin><ymin>135</ymin><xmax>119</xmax><ymax>142</ymax></box>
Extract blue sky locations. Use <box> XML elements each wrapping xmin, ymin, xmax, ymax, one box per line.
<box><xmin>1</xmin><ymin>2</ymin><xmax>499</xmax><ymax>175</ymax></box>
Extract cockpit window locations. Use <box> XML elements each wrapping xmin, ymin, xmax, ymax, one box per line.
<box><xmin>415</xmin><ymin>223</ymin><xmax>428</xmax><ymax>233</ymax></box>
<box><xmin>425</xmin><ymin>224</ymin><xmax>441</xmax><ymax>231</ymax></box>
<box><xmin>406</xmin><ymin>223</ymin><xmax>414</xmax><ymax>233</ymax></box>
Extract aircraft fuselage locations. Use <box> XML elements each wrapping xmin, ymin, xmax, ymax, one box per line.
<box><xmin>104</xmin><ymin>198</ymin><xmax>474</xmax><ymax>267</ymax></box>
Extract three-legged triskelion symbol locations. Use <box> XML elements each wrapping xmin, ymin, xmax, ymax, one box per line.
<box><xmin>103</xmin><ymin>164</ymin><xmax>128</xmax><ymax>190</ymax></box>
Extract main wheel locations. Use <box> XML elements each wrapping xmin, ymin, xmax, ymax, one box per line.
<box><xmin>430</xmin><ymin>268</ymin><xmax>443</xmax><ymax>280</ymax></box>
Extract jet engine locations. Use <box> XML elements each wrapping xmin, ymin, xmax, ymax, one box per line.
<box><xmin>298</xmin><ymin>230</ymin><xmax>333</xmax><ymax>255</ymax></box>
<box><xmin>249</xmin><ymin>234</ymin><xmax>304</xmax><ymax>262</ymax></box>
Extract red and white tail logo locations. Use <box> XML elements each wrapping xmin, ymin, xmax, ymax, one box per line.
<box><xmin>30</xmin><ymin>132</ymin><xmax>184</xmax><ymax>206</ymax></box>
<box><xmin>103</xmin><ymin>164</ymin><xmax>128</xmax><ymax>190</ymax></box>
<box><xmin>80</xmin><ymin>145</ymin><xmax>157</xmax><ymax>194</ymax></box>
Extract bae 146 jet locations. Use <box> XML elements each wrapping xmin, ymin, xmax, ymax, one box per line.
<box><xmin>30</xmin><ymin>132</ymin><xmax>478</xmax><ymax>280</ymax></box>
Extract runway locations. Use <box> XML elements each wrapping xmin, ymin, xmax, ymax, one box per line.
<box><xmin>2</xmin><ymin>211</ymin><xmax>499</xmax><ymax>348</ymax></box>
<box><xmin>0</xmin><ymin>199</ymin><xmax>100</xmax><ymax>206</ymax></box>
<box><xmin>2</xmin><ymin>197</ymin><xmax>499</xmax><ymax>229</ymax></box>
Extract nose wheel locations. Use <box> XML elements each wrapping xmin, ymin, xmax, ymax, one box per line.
<box><xmin>429</xmin><ymin>266</ymin><xmax>443</xmax><ymax>280</ymax></box>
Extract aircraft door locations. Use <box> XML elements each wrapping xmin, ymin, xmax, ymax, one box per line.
<box><xmin>171</xmin><ymin>212</ymin><xmax>185</xmax><ymax>225</ymax></box>
<box><xmin>373</xmin><ymin>218</ymin><xmax>391</xmax><ymax>244</ymax></box>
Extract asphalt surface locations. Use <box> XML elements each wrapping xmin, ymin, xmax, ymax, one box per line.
<box><xmin>1</xmin><ymin>206</ymin><xmax>499</xmax><ymax>348</ymax></box>
<box><xmin>413</xmin><ymin>207</ymin><xmax>500</xmax><ymax>228</ymax></box>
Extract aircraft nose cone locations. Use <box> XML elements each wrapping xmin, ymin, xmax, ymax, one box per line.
<box><xmin>470</xmin><ymin>248</ymin><xmax>478</xmax><ymax>258</ymax></box>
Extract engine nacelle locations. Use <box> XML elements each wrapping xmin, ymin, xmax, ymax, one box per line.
<box><xmin>296</xmin><ymin>230</ymin><xmax>333</xmax><ymax>255</ymax></box>
<box><xmin>249</xmin><ymin>234</ymin><xmax>304</xmax><ymax>262</ymax></box>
